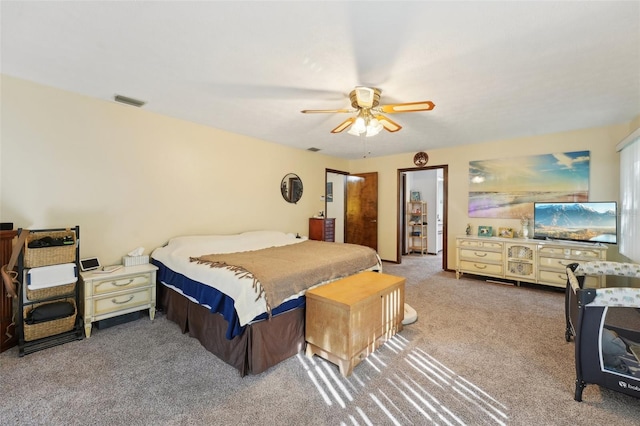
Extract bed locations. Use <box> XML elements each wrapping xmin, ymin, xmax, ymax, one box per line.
<box><xmin>565</xmin><ymin>261</ymin><xmax>640</xmax><ymax>401</ymax></box>
<box><xmin>150</xmin><ymin>230</ymin><xmax>382</xmax><ymax>376</ymax></box>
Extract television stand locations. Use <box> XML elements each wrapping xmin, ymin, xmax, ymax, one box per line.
<box><xmin>456</xmin><ymin>236</ymin><xmax>607</xmax><ymax>288</ymax></box>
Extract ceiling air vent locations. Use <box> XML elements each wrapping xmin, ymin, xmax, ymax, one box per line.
<box><xmin>114</xmin><ymin>94</ymin><xmax>146</xmax><ymax>107</ymax></box>
<box><xmin>307</xmin><ymin>147</ymin><xmax>321</xmax><ymax>152</ymax></box>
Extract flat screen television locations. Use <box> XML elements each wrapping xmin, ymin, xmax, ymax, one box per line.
<box><xmin>533</xmin><ymin>201</ymin><xmax>617</xmax><ymax>244</ymax></box>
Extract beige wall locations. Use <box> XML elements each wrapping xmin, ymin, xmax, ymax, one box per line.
<box><xmin>1</xmin><ymin>75</ymin><xmax>348</xmax><ymax>264</ymax></box>
<box><xmin>349</xmin><ymin>122</ymin><xmax>631</xmax><ymax>266</ymax></box>
<box><xmin>1</xmin><ymin>75</ymin><xmax>634</xmax><ymax>269</ymax></box>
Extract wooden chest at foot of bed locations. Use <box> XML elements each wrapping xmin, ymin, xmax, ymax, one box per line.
<box><xmin>305</xmin><ymin>271</ymin><xmax>405</xmax><ymax>377</ymax></box>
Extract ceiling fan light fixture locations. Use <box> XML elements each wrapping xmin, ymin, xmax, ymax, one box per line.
<box><xmin>347</xmin><ymin>110</ymin><xmax>383</xmax><ymax>137</ymax></box>
<box><xmin>366</xmin><ymin>127</ymin><xmax>380</xmax><ymax>137</ymax></box>
<box><xmin>366</xmin><ymin>118</ymin><xmax>383</xmax><ymax>137</ymax></box>
<box><xmin>347</xmin><ymin>124</ymin><xmax>362</xmax><ymax>136</ymax></box>
<box><xmin>348</xmin><ymin>116</ymin><xmax>367</xmax><ymax>136</ymax></box>
<box><xmin>353</xmin><ymin>116</ymin><xmax>366</xmax><ymax>132</ymax></box>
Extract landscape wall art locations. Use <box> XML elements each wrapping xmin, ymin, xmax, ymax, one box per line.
<box><xmin>468</xmin><ymin>150</ymin><xmax>590</xmax><ymax>218</ymax></box>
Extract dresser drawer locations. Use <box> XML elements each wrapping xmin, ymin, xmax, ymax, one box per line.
<box><xmin>92</xmin><ymin>287</ymin><xmax>152</xmax><ymax>317</ymax></box>
<box><xmin>538</xmin><ymin>256</ymin><xmax>577</xmax><ymax>271</ymax></box>
<box><xmin>459</xmin><ymin>260</ymin><xmax>503</xmax><ymax>276</ymax></box>
<box><xmin>569</xmin><ymin>249</ymin><xmax>603</xmax><ymax>259</ymax></box>
<box><xmin>459</xmin><ymin>249</ymin><xmax>503</xmax><ymax>262</ymax></box>
<box><xmin>538</xmin><ymin>259</ymin><xmax>605</xmax><ymax>288</ymax></box>
<box><xmin>538</xmin><ymin>269</ymin><xmax>568</xmax><ymax>286</ymax></box>
<box><xmin>538</xmin><ymin>245</ymin><xmax>603</xmax><ymax>260</ymax></box>
<box><xmin>91</xmin><ymin>273</ymin><xmax>152</xmax><ymax>295</ymax></box>
<box><xmin>538</xmin><ymin>246</ymin><xmax>565</xmax><ymax>256</ymax></box>
<box><xmin>458</xmin><ymin>239</ymin><xmax>503</xmax><ymax>251</ymax></box>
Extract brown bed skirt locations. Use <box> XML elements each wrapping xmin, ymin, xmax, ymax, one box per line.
<box><xmin>160</xmin><ymin>285</ymin><xmax>306</xmax><ymax>376</ymax></box>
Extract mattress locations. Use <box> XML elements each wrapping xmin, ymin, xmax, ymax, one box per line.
<box><xmin>151</xmin><ymin>230</ymin><xmax>381</xmax><ymax>339</ymax></box>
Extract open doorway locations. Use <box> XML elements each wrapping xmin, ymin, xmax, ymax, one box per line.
<box><xmin>325</xmin><ymin>169</ymin><xmax>347</xmax><ymax>243</ymax></box>
<box><xmin>325</xmin><ymin>169</ymin><xmax>378</xmax><ymax>251</ymax></box>
<box><xmin>397</xmin><ymin>165</ymin><xmax>448</xmax><ymax>271</ymax></box>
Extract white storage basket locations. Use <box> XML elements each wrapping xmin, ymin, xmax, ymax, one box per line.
<box><xmin>26</xmin><ymin>263</ymin><xmax>78</xmax><ymax>300</ymax></box>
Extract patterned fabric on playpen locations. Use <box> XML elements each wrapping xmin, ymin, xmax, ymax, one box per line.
<box><xmin>565</xmin><ymin>261</ymin><xmax>640</xmax><ymax>401</ymax></box>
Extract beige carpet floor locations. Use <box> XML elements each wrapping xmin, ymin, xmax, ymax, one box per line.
<box><xmin>1</xmin><ymin>254</ymin><xmax>639</xmax><ymax>425</ymax></box>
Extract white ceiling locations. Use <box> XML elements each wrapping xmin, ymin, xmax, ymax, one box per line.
<box><xmin>2</xmin><ymin>1</ymin><xmax>639</xmax><ymax>159</ymax></box>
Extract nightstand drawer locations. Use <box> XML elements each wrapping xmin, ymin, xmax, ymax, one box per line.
<box><xmin>92</xmin><ymin>273</ymin><xmax>151</xmax><ymax>295</ymax></box>
<box><xmin>92</xmin><ymin>287</ymin><xmax>152</xmax><ymax>316</ymax></box>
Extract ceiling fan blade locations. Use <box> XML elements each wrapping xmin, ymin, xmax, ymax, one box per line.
<box><xmin>379</xmin><ymin>101</ymin><xmax>435</xmax><ymax>113</ymax></box>
<box><xmin>301</xmin><ymin>108</ymin><xmax>355</xmax><ymax>114</ymax></box>
<box><xmin>375</xmin><ymin>115</ymin><xmax>402</xmax><ymax>132</ymax></box>
<box><xmin>202</xmin><ymin>83</ymin><xmax>346</xmax><ymax>100</ymax></box>
<box><xmin>331</xmin><ymin>117</ymin><xmax>356</xmax><ymax>133</ymax></box>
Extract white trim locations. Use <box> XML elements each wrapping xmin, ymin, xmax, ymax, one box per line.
<box><xmin>619</xmin><ymin>136</ymin><xmax>640</xmax><ymax>262</ymax></box>
<box><xmin>616</xmin><ymin>127</ymin><xmax>640</xmax><ymax>152</ymax></box>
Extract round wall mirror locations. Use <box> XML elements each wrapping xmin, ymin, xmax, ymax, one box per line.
<box><xmin>281</xmin><ymin>173</ymin><xmax>303</xmax><ymax>203</ymax></box>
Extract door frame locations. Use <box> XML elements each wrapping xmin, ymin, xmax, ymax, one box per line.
<box><xmin>397</xmin><ymin>165</ymin><xmax>449</xmax><ymax>271</ymax></box>
<box><xmin>325</xmin><ymin>168</ymin><xmax>349</xmax><ymax>242</ymax></box>
<box><xmin>346</xmin><ymin>172</ymin><xmax>378</xmax><ymax>251</ymax></box>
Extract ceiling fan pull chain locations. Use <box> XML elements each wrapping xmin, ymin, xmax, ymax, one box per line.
<box><xmin>361</xmin><ymin>134</ymin><xmax>371</xmax><ymax>158</ymax></box>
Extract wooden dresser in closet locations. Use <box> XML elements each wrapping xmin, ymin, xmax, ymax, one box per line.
<box><xmin>309</xmin><ymin>218</ymin><xmax>335</xmax><ymax>242</ymax></box>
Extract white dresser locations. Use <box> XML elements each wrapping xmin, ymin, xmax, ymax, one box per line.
<box><xmin>456</xmin><ymin>236</ymin><xmax>607</xmax><ymax>288</ymax></box>
<box><xmin>81</xmin><ymin>264</ymin><xmax>157</xmax><ymax>337</ymax></box>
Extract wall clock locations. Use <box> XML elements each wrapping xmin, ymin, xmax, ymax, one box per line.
<box><xmin>413</xmin><ymin>151</ymin><xmax>429</xmax><ymax>167</ymax></box>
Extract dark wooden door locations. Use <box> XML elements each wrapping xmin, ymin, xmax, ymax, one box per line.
<box><xmin>346</xmin><ymin>172</ymin><xmax>378</xmax><ymax>251</ymax></box>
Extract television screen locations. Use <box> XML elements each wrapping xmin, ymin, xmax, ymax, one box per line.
<box><xmin>533</xmin><ymin>202</ymin><xmax>617</xmax><ymax>244</ymax></box>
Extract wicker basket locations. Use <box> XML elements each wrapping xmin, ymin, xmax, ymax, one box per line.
<box><xmin>23</xmin><ymin>298</ymin><xmax>77</xmax><ymax>342</ymax></box>
<box><xmin>23</xmin><ymin>230</ymin><xmax>76</xmax><ymax>268</ymax></box>
<box><xmin>26</xmin><ymin>281</ymin><xmax>76</xmax><ymax>301</ymax></box>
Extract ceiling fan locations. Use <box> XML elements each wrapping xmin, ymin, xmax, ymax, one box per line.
<box><xmin>301</xmin><ymin>86</ymin><xmax>435</xmax><ymax>137</ymax></box>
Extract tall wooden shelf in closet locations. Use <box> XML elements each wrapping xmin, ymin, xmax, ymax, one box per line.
<box><xmin>407</xmin><ymin>201</ymin><xmax>428</xmax><ymax>255</ymax></box>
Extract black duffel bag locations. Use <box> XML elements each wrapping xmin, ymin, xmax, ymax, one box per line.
<box><xmin>26</xmin><ymin>301</ymin><xmax>75</xmax><ymax>324</ymax></box>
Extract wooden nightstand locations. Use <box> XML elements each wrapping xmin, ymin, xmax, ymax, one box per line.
<box><xmin>81</xmin><ymin>264</ymin><xmax>157</xmax><ymax>338</ymax></box>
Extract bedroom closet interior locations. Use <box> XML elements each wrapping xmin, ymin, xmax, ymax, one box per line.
<box><xmin>403</xmin><ymin>168</ymin><xmax>444</xmax><ymax>259</ymax></box>
<box><xmin>326</xmin><ymin>171</ymin><xmax>347</xmax><ymax>244</ymax></box>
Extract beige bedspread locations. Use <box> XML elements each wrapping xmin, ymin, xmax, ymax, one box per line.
<box><xmin>190</xmin><ymin>240</ymin><xmax>379</xmax><ymax>313</ymax></box>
